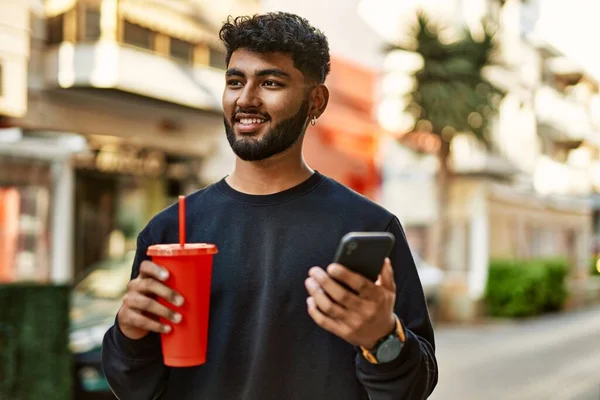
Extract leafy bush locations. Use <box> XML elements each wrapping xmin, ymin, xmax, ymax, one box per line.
<box><xmin>485</xmin><ymin>258</ymin><xmax>568</xmax><ymax>318</ymax></box>
<box><xmin>0</xmin><ymin>284</ymin><xmax>72</xmax><ymax>400</ymax></box>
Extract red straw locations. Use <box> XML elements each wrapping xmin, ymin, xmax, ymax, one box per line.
<box><xmin>178</xmin><ymin>195</ymin><xmax>186</xmax><ymax>247</ymax></box>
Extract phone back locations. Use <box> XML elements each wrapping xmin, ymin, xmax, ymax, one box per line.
<box><xmin>333</xmin><ymin>232</ymin><xmax>395</xmax><ymax>282</ymax></box>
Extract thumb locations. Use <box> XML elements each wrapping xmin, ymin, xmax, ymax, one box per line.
<box><xmin>376</xmin><ymin>258</ymin><xmax>395</xmax><ymax>291</ymax></box>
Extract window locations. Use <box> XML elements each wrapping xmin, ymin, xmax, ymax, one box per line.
<box><xmin>123</xmin><ymin>21</ymin><xmax>154</xmax><ymax>50</ymax></box>
<box><xmin>170</xmin><ymin>38</ymin><xmax>193</xmax><ymax>63</ymax></box>
<box><xmin>84</xmin><ymin>8</ymin><xmax>101</xmax><ymax>40</ymax></box>
<box><xmin>47</xmin><ymin>14</ymin><xmax>64</xmax><ymax>45</ymax></box>
<box><xmin>193</xmin><ymin>45</ymin><xmax>209</xmax><ymax>66</ymax></box>
<box><xmin>209</xmin><ymin>48</ymin><xmax>227</xmax><ymax>70</ymax></box>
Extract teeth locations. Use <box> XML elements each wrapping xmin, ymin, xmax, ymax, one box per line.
<box><xmin>239</xmin><ymin>118</ymin><xmax>265</xmax><ymax>125</ymax></box>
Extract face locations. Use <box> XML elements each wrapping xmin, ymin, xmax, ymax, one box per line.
<box><xmin>222</xmin><ymin>49</ymin><xmax>320</xmax><ymax>161</ymax></box>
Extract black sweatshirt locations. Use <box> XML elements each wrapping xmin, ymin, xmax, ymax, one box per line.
<box><xmin>101</xmin><ymin>172</ymin><xmax>438</xmax><ymax>400</ymax></box>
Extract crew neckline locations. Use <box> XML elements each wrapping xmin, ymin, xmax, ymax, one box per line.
<box><xmin>215</xmin><ymin>171</ymin><xmax>325</xmax><ymax>206</ymax></box>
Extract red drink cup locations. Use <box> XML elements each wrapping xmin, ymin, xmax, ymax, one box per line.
<box><xmin>147</xmin><ymin>243</ymin><xmax>218</xmax><ymax>367</ymax></box>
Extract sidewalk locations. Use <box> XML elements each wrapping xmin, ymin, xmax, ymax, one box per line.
<box><xmin>430</xmin><ymin>305</ymin><xmax>600</xmax><ymax>400</ymax></box>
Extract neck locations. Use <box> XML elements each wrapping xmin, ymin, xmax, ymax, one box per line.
<box><xmin>226</xmin><ymin>141</ymin><xmax>314</xmax><ymax>195</ymax></box>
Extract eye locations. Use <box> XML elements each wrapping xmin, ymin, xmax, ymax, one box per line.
<box><xmin>227</xmin><ymin>80</ymin><xmax>243</xmax><ymax>87</ymax></box>
<box><xmin>263</xmin><ymin>80</ymin><xmax>283</xmax><ymax>87</ymax></box>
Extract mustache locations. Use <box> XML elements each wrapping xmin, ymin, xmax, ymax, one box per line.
<box><xmin>231</xmin><ymin>108</ymin><xmax>270</xmax><ymax>120</ymax></box>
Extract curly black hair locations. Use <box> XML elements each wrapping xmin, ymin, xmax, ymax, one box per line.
<box><xmin>219</xmin><ymin>12</ymin><xmax>331</xmax><ymax>84</ymax></box>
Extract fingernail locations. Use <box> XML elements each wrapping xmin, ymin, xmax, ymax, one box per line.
<box><xmin>163</xmin><ymin>325</ymin><xmax>171</xmax><ymax>333</ymax></box>
<box><xmin>174</xmin><ymin>295</ymin><xmax>184</xmax><ymax>307</ymax></box>
<box><xmin>173</xmin><ymin>313</ymin><xmax>182</xmax><ymax>323</ymax></box>
<box><xmin>159</xmin><ymin>269</ymin><xmax>169</xmax><ymax>281</ymax></box>
<box><xmin>309</xmin><ymin>266</ymin><xmax>322</xmax><ymax>275</ymax></box>
<box><xmin>306</xmin><ymin>278</ymin><xmax>317</xmax><ymax>290</ymax></box>
<box><xmin>314</xmin><ymin>269</ymin><xmax>328</xmax><ymax>281</ymax></box>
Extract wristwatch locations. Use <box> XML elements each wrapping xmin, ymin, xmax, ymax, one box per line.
<box><xmin>360</xmin><ymin>315</ymin><xmax>406</xmax><ymax>364</ymax></box>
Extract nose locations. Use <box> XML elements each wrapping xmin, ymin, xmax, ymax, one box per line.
<box><xmin>236</xmin><ymin>84</ymin><xmax>261</xmax><ymax>109</ymax></box>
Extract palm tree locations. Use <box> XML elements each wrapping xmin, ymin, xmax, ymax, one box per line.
<box><xmin>387</xmin><ymin>11</ymin><xmax>503</xmax><ymax>268</ymax></box>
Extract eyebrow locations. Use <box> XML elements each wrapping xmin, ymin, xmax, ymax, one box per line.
<box><xmin>225</xmin><ymin>68</ymin><xmax>291</xmax><ymax>79</ymax></box>
<box><xmin>225</xmin><ymin>68</ymin><xmax>245</xmax><ymax>78</ymax></box>
<box><xmin>256</xmin><ymin>69</ymin><xmax>290</xmax><ymax>79</ymax></box>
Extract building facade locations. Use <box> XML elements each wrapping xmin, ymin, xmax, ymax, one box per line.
<box><xmin>0</xmin><ymin>0</ymin><xmax>249</xmax><ymax>284</ymax></box>
<box><xmin>364</xmin><ymin>0</ymin><xmax>599</xmax><ymax>319</ymax></box>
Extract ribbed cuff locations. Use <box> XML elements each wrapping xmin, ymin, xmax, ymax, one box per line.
<box><xmin>111</xmin><ymin>318</ymin><xmax>162</xmax><ymax>361</ymax></box>
<box><xmin>356</xmin><ymin>321</ymin><xmax>421</xmax><ymax>376</ymax></box>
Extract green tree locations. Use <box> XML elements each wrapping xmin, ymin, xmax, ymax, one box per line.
<box><xmin>387</xmin><ymin>11</ymin><xmax>504</xmax><ymax>268</ymax></box>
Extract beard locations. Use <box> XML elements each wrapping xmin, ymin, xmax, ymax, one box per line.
<box><xmin>224</xmin><ymin>99</ymin><xmax>310</xmax><ymax>162</ymax></box>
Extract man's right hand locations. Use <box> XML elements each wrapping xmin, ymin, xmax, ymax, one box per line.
<box><xmin>117</xmin><ymin>260</ymin><xmax>184</xmax><ymax>340</ymax></box>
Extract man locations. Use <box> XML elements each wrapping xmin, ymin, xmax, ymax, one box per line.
<box><xmin>101</xmin><ymin>12</ymin><xmax>438</xmax><ymax>400</ymax></box>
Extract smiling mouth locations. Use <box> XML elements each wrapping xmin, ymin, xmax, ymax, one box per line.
<box><xmin>234</xmin><ymin>117</ymin><xmax>269</xmax><ymax>133</ymax></box>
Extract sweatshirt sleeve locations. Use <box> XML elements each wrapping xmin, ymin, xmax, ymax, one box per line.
<box><xmin>101</xmin><ymin>234</ymin><xmax>171</xmax><ymax>400</ymax></box>
<box><xmin>355</xmin><ymin>217</ymin><xmax>438</xmax><ymax>400</ymax></box>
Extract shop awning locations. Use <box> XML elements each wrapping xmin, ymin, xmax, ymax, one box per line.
<box><xmin>0</xmin><ymin>128</ymin><xmax>87</xmax><ymax>161</ymax></box>
<box><xmin>119</xmin><ymin>0</ymin><xmax>221</xmax><ymax>46</ymax></box>
<box><xmin>45</xmin><ymin>0</ymin><xmax>222</xmax><ymax>46</ymax></box>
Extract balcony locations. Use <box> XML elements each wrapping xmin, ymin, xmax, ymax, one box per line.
<box><xmin>42</xmin><ymin>0</ymin><xmax>227</xmax><ymax>110</ymax></box>
<box><xmin>533</xmin><ymin>155</ymin><xmax>592</xmax><ymax>196</ymax></box>
<box><xmin>535</xmin><ymin>84</ymin><xmax>598</xmax><ymax>145</ymax></box>
<box><xmin>451</xmin><ymin>134</ymin><xmax>520</xmax><ymax>179</ymax></box>
<box><xmin>44</xmin><ymin>41</ymin><xmax>224</xmax><ymax>111</ymax></box>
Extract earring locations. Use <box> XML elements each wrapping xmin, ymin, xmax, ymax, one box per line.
<box><xmin>310</xmin><ymin>116</ymin><xmax>317</xmax><ymax>126</ymax></box>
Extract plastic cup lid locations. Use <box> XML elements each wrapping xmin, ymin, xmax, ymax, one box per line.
<box><xmin>147</xmin><ymin>243</ymin><xmax>218</xmax><ymax>256</ymax></box>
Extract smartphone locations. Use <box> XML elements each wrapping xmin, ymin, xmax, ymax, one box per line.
<box><xmin>333</xmin><ymin>232</ymin><xmax>395</xmax><ymax>283</ymax></box>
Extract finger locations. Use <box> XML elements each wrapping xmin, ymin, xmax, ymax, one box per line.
<box><xmin>123</xmin><ymin>292</ymin><xmax>182</xmax><ymax>324</ymax></box>
<box><xmin>377</xmin><ymin>258</ymin><xmax>396</xmax><ymax>292</ymax></box>
<box><xmin>308</xmin><ymin>267</ymin><xmax>363</xmax><ymax>308</ymax></box>
<box><xmin>323</xmin><ymin>264</ymin><xmax>377</xmax><ymax>298</ymax></box>
<box><xmin>130</xmin><ymin>277</ymin><xmax>184</xmax><ymax>307</ymax></box>
<box><xmin>305</xmin><ymin>278</ymin><xmax>349</xmax><ymax>320</ymax></box>
<box><xmin>306</xmin><ymin>297</ymin><xmax>350</xmax><ymax>339</ymax></box>
<box><xmin>139</xmin><ymin>261</ymin><xmax>169</xmax><ymax>281</ymax></box>
<box><xmin>120</xmin><ymin>307</ymin><xmax>172</xmax><ymax>334</ymax></box>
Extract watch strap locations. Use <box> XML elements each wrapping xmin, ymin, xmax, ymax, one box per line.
<box><xmin>360</xmin><ymin>314</ymin><xmax>405</xmax><ymax>364</ymax></box>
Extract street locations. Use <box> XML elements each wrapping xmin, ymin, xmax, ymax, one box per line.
<box><xmin>431</xmin><ymin>305</ymin><xmax>600</xmax><ymax>400</ymax></box>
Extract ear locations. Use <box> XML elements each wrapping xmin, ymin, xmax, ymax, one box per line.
<box><xmin>308</xmin><ymin>84</ymin><xmax>329</xmax><ymax>120</ymax></box>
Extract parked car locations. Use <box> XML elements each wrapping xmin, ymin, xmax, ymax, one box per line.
<box><xmin>70</xmin><ymin>252</ymin><xmax>134</xmax><ymax>399</ymax></box>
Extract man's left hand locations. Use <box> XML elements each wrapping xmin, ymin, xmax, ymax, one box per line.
<box><xmin>305</xmin><ymin>258</ymin><xmax>396</xmax><ymax>349</ymax></box>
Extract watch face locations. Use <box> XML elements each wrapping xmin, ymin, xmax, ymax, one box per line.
<box><xmin>376</xmin><ymin>336</ymin><xmax>403</xmax><ymax>363</ymax></box>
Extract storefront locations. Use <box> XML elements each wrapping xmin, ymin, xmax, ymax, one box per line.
<box><xmin>5</xmin><ymin>66</ymin><xmax>226</xmax><ymax>280</ymax></box>
<box><xmin>71</xmin><ymin>136</ymin><xmax>206</xmax><ymax>279</ymax></box>
<box><xmin>0</xmin><ymin>129</ymin><xmax>86</xmax><ymax>283</ymax></box>
<box><xmin>0</xmin><ymin>127</ymin><xmax>212</xmax><ymax>283</ymax></box>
